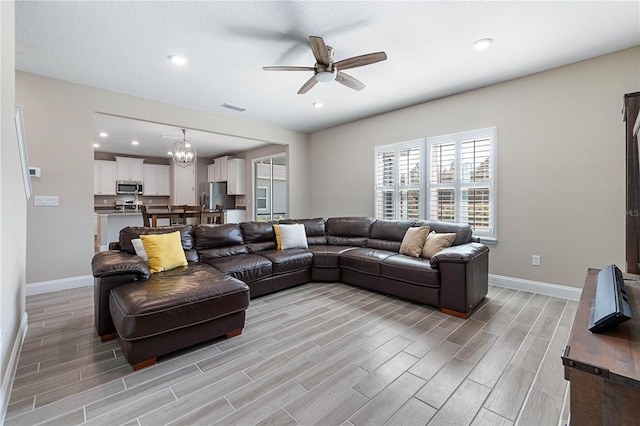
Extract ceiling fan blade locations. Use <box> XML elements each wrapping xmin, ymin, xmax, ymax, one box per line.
<box><xmin>335</xmin><ymin>71</ymin><xmax>365</xmax><ymax>91</ymax></box>
<box><xmin>309</xmin><ymin>36</ymin><xmax>330</xmax><ymax>65</ymax></box>
<box><xmin>263</xmin><ymin>66</ymin><xmax>315</xmax><ymax>71</ymax></box>
<box><xmin>334</xmin><ymin>52</ymin><xmax>387</xmax><ymax>70</ymax></box>
<box><xmin>297</xmin><ymin>75</ymin><xmax>318</xmax><ymax>94</ymax></box>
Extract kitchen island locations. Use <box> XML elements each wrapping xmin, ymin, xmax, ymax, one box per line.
<box><xmin>95</xmin><ymin>210</ymin><xmax>168</xmax><ymax>252</ymax></box>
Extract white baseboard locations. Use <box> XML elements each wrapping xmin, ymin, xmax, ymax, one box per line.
<box><xmin>489</xmin><ymin>274</ymin><xmax>582</xmax><ymax>301</ymax></box>
<box><xmin>26</xmin><ymin>275</ymin><xmax>93</xmax><ymax>296</ymax></box>
<box><xmin>1</xmin><ymin>313</ymin><xmax>28</xmax><ymax>425</ymax></box>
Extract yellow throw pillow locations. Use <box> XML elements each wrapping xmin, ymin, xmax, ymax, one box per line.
<box><xmin>399</xmin><ymin>226</ymin><xmax>430</xmax><ymax>258</ymax></box>
<box><xmin>140</xmin><ymin>231</ymin><xmax>188</xmax><ymax>273</ymax></box>
<box><xmin>421</xmin><ymin>231</ymin><xmax>456</xmax><ymax>259</ymax></box>
<box><xmin>273</xmin><ymin>224</ymin><xmax>283</xmax><ymax>249</ymax></box>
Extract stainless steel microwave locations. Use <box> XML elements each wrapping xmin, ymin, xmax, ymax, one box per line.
<box><xmin>116</xmin><ymin>180</ymin><xmax>143</xmax><ymax>194</ymax></box>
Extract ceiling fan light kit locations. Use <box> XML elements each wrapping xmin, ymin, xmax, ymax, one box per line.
<box><xmin>263</xmin><ymin>35</ymin><xmax>387</xmax><ymax>94</ymax></box>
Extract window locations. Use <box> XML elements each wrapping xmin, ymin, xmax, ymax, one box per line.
<box><xmin>374</xmin><ymin>140</ymin><xmax>424</xmax><ymax>220</ymax></box>
<box><xmin>427</xmin><ymin>128</ymin><xmax>497</xmax><ymax>240</ymax></box>
<box><xmin>374</xmin><ymin>127</ymin><xmax>497</xmax><ymax>241</ymax></box>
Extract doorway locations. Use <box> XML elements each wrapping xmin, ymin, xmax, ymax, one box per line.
<box><xmin>254</xmin><ymin>154</ymin><xmax>287</xmax><ymax>221</ymax></box>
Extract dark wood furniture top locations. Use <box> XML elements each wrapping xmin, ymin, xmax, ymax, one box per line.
<box><xmin>562</xmin><ymin>268</ymin><xmax>640</xmax><ymax>388</ymax></box>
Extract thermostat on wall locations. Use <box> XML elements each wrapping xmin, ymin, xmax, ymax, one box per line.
<box><xmin>29</xmin><ymin>167</ymin><xmax>41</xmax><ymax>177</ymax></box>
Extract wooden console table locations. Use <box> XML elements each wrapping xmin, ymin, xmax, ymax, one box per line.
<box><xmin>562</xmin><ymin>268</ymin><xmax>640</xmax><ymax>425</ymax></box>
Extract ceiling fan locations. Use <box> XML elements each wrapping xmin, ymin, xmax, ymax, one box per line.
<box><xmin>263</xmin><ymin>36</ymin><xmax>387</xmax><ymax>94</ymax></box>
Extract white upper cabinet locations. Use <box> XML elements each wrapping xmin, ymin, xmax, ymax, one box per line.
<box><xmin>115</xmin><ymin>156</ymin><xmax>144</xmax><ymax>181</ymax></box>
<box><xmin>143</xmin><ymin>164</ymin><xmax>170</xmax><ymax>196</ymax></box>
<box><xmin>207</xmin><ymin>163</ymin><xmax>216</xmax><ymax>182</ymax></box>
<box><xmin>93</xmin><ymin>160</ymin><xmax>117</xmax><ymax>195</ymax></box>
<box><xmin>227</xmin><ymin>158</ymin><xmax>246</xmax><ymax>195</ymax></box>
<box><xmin>213</xmin><ymin>156</ymin><xmax>229</xmax><ymax>182</ymax></box>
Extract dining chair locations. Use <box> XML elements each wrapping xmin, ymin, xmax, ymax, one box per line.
<box><xmin>183</xmin><ymin>205</ymin><xmax>205</xmax><ymax>225</ymax></box>
<box><xmin>168</xmin><ymin>205</ymin><xmax>186</xmax><ymax>225</ymax></box>
<box><xmin>213</xmin><ymin>204</ymin><xmax>224</xmax><ymax>224</ymax></box>
<box><xmin>140</xmin><ymin>205</ymin><xmax>150</xmax><ymax>227</ymax></box>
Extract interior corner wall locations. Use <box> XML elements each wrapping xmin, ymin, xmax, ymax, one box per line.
<box><xmin>15</xmin><ymin>72</ymin><xmax>310</xmax><ymax>284</ymax></box>
<box><xmin>1</xmin><ymin>0</ymin><xmax>27</xmax><ymax>418</ymax></box>
<box><xmin>308</xmin><ymin>46</ymin><xmax>640</xmax><ymax>289</ymax></box>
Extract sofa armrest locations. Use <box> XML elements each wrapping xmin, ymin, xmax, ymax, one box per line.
<box><xmin>108</xmin><ymin>242</ymin><xmax>121</xmax><ymax>250</ymax></box>
<box><xmin>92</xmin><ymin>251</ymin><xmax>150</xmax><ymax>338</ymax></box>
<box><xmin>92</xmin><ymin>250</ymin><xmax>150</xmax><ymax>279</ymax></box>
<box><xmin>431</xmin><ymin>242</ymin><xmax>489</xmax><ymax>318</ymax></box>
<box><xmin>429</xmin><ymin>242</ymin><xmax>489</xmax><ymax>267</ymax></box>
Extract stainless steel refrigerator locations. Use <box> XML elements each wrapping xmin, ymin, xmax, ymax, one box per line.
<box><xmin>199</xmin><ymin>182</ymin><xmax>235</xmax><ymax>210</ymax></box>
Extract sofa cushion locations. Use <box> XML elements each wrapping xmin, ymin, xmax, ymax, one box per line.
<box><xmin>307</xmin><ymin>245</ymin><xmax>358</xmax><ymax>268</ymax></box>
<box><xmin>326</xmin><ymin>217</ymin><xmax>375</xmax><ymax>247</ymax></box>
<box><xmin>241</xmin><ymin>221</ymin><xmax>277</xmax><ymax>252</ymax></box>
<box><xmin>274</xmin><ymin>224</ymin><xmax>309</xmax><ymax>250</ymax></box>
<box><xmin>367</xmin><ymin>220</ymin><xmax>415</xmax><ymax>251</ymax></box>
<box><xmin>280</xmin><ymin>218</ymin><xmax>327</xmax><ymax>245</ymax></box>
<box><xmin>399</xmin><ymin>226</ymin><xmax>430</xmax><ymax>258</ymax></box>
<box><xmin>119</xmin><ymin>225</ymin><xmax>193</xmax><ymax>255</ymax></box>
<box><xmin>340</xmin><ymin>248</ymin><xmax>397</xmax><ymax>275</ymax></box>
<box><xmin>381</xmin><ymin>255</ymin><xmax>440</xmax><ymax>288</ymax></box>
<box><xmin>205</xmin><ymin>254</ymin><xmax>272</xmax><ymax>283</ymax></box>
<box><xmin>414</xmin><ymin>220</ymin><xmax>473</xmax><ymax>246</ymax></box>
<box><xmin>109</xmin><ymin>263</ymin><xmax>249</xmax><ymax>341</ymax></box>
<box><xmin>139</xmin><ymin>231</ymin><xmax>188</xmax><ymax>273</ymax></box>
<box><xmin>422</xmin><ymin>232</ymin><xmax>456</xmax><ymax>259</ymax></box>
<box><xmin>259</xmin><ymin>249</ymin><xmax>313</xmax><ymax>275</ymax></box>
<box><xmin>194</xmin><ymin>224</ymin><xmax>249</xmax><ymax>261</ymax></box>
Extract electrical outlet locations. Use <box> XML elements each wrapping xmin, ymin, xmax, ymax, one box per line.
<box><xmin>103</xmin><ymin>199</ymin><xmax>108</xmax><ymax>204</ymax></box>
<box><xmin>532</xmin><ymin>255</ymin><xmax>541</xmax><ymax>266</ymax></box>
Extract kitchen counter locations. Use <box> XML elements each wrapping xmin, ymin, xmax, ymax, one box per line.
<box><xmin>95</xmin><ymin>210</ymin><xmax>146</xmax><ymax>251</ymax></box>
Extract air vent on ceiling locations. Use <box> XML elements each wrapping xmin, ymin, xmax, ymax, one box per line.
<box><xmin>221</xmin><ymin>103</ymin><xmax>246</xmax><ymax>112</ymax></box>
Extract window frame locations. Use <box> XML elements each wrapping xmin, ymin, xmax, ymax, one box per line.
<box><xmin>426</xmin><ymin>127</ymin><xmax>497</xmax><ymax>242</ymax></box>
<box><xmin>374</xmin><ymin>139</ymin><xmax>425</xmax><ymax>221</ymax></box>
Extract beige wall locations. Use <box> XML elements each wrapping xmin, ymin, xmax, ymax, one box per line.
<box><xmin>1</xmin><ymin>0</ymin><xmax>28</xmax><ymax>416</ymax></box>
<box><xmin>15</xmin><ymin>72</ymin><xmax>310</xmax><ymax>284</ymax></box>
<box><xmin>309</xmin><ymin>47</ymin><xmax>640</xmax><ymax>288</ymax></box>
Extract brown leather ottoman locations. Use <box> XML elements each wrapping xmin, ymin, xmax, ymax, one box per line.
<box><xmin>109</xmin><ymin>263</ymin><xmax>249</xmax><ymax>370</ymax></box>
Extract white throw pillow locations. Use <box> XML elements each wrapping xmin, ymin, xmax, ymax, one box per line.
<box><xmin>278</xmin><ymin>224</ymin><xmax>309</xmax><ymax>249</ymax></box>
<box><xmin>131</xmin><ymin>238</ymin><xmax>149</xmax><ymax>263</ymax></box>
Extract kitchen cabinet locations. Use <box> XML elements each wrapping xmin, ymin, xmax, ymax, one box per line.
<box><xmin>170</xmin><ymin>163</ymin><xmax>196</xmax><ymax>205</ymax></box>
<box><xmin>213</xmin><ymin>156</ymin><xmax>228</xmax><ymax>182</ymax></box>
<box><xmin>93</xmin><ymin>160</ymin><xmax>117</xmax><ymax>195</ymax></box>
<box><xmin>143</xmin><ymin>164</ymin><xmax>170</xmax><ymax>196</ymax></box>
<box><xmin>115</xmin><ymin>156</ymin><xmax>144</xmax><ymax>181</ymax></box>
<box><xmin>227</xmin><ymin>158</ymin><xmax>246</xmax><ymax>195</ymax></box>
<box><xmin>207</xmin><ymin>164</ymin><xmax>216</xmax><ymax>182</ymax></box>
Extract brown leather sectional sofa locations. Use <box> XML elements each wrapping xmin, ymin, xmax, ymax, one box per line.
<box><xmin>91</xmin><ymin>217</ymin><xmax>489</xmax><ymax>368</ymax></box>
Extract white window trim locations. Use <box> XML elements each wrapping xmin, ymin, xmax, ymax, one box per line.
<box><xmin>426</xmin><ymin>127</ymin><xmax>497</xmax><ymax>241</ymax></box>
<box><xmin>374</xmin><ymin>139</ymin><xmax>425</xmax><ymax>220</ymax></box>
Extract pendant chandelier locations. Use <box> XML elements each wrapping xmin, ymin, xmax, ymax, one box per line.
<box><xmin>171</xmin><ymin>129</ymin><xmax>197</xmax><ymax>167</ymax></box>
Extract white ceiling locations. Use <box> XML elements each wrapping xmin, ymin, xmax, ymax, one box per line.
<box><xmin>16</xmin><ymin>1</ymin><xmax>640</xmax><ymax>148</ymax></box>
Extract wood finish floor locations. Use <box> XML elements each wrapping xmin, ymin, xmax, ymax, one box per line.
<box><xmin>6</xmin><ymin>282</ymin><xmax>576</xmax><ymax>425</ymax></box>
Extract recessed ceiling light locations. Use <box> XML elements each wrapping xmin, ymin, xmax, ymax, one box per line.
<box><xmin>473</xmin><ymin>38</ymin><xmax>493</xmax><ymax>50</ymax></box>
<box><xmin>131</xmin><ymin>140</ymin><xmax>139</xmax><ymax>145</ymax></box>
<box><xmin>93</xmin><ymin>143</ymin><xmax>100</xmax><ymax>148</ymax></box>
<box><xmin>169</xmin><ymin>55</ymin><xmax>189</xmax><ymax>66</ymax></box>
<box><xmin>98</xmin><ymin>132</ymin><xmax>108</xmax><ymax>138</ymax></box>
<box><xmin>313</xmin><ymin>102</ymin><xmax>324</xmax><ymax>108</ymax></box>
